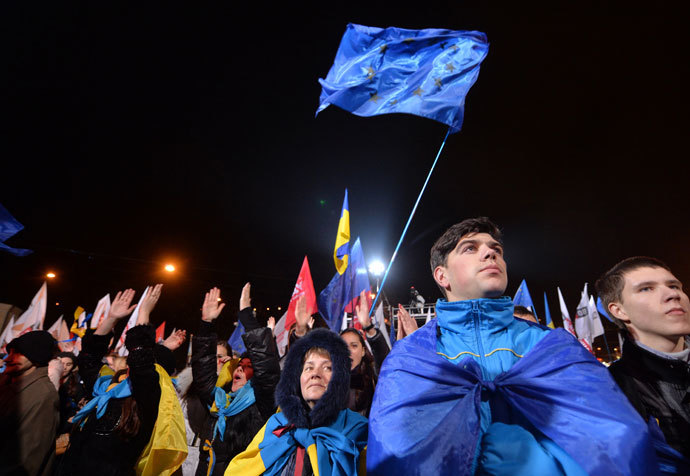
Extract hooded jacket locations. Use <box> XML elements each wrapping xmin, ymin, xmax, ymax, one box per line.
<box><xmin>226</xmin><ymin>328</ymin><xmax>368</xmax><ymax>476</ymax></box>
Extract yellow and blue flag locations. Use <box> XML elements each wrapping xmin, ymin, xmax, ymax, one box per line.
<box><xmin>543</xmin><ymin>292</ymin><xmax>555</xmax><ymax>329</ymax></box>
<box><xmin>333</xmin><ymin>189</ymin><xmax>350</xmax><ymax>275</ymax></box>
<box><xmin>317</xmin><ymin>24</ymin><xmax>489</xmax><ymax>132</ymax></box>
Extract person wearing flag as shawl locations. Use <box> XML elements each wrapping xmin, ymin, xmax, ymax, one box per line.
<box><xmin>191</xmin><ymin>283</ymin><xmax>280</xmax><ymax>476</ymax></box>
<box><xmin>57</xmin><ymin>284</ymin><xmax>187</xmax><ymax>476</ymax></box>
<box><xmin>367</xmin><ymin>217</ymin><xmax>659</xmax><ymax>476</ymax></box>
<box><xmin>226</xmin><ymin>328</ymin><xmax>368</xmax><ymax>476</ymax></box>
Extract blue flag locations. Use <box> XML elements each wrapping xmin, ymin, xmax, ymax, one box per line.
<box><xmin>317</xmin><ymin>24</ymin><xmax>488</xmax><ymax>132</ymax></box>
<box><xmin>596</xmin><ymin>296</ymin><xmax>615</xmax><ymax>323</ymax></box>
<box><xmin>319</xmin><ymin>237</ymin><xmax>369</xmax><ymax>331</ymax></box>
<box><xmin>513</xmin><ymin>279</ymin><xmax>538</xmax><ymax>320</ymax></box>
<box><xmin>0</xmin><ymin>203</ymin><xmax>32</xmax><ymax>256</ymax></box>
<box><xmin>227</xmin><ymin>321</ymin><xmax>246</xmax><ymax>355</ymax></box>
<box><xmin>543</xmin><ymin>292</ymin><xmax>555</xmax><ymax>329</ymax></box>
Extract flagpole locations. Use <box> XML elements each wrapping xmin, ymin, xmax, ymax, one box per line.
<box><xmin>369</xmin><ymin>126</ymin><xmax>452</xmax><ymax>318</ymax></box>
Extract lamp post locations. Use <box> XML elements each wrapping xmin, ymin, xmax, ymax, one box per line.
<box><xmin>368</xmin><ymin>260</ymin><xmax>385</xmax><ymax>293</ymax></box>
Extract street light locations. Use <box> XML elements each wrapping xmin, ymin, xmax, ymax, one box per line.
<box><xmin>46</xmin><ymin>272</ymin><xmax>56</xmax><ymax>279</ymax></box>
<box><xmin>368</xmin><ymin>260</ymin><xmax>385</xmax><ymax>292</ymax></box>
<box><xmin>164</xmin><ymin>264</ymin><xmax>175</xmax><ymax>273</ymax></box>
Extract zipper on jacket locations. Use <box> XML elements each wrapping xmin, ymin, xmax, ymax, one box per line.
<box><xmin>472</xmin><ymin>301</ymin><xmax>488</xmax><ymax>379</ymax></box>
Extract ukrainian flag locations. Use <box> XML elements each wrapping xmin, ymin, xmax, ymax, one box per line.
<box><xmin>544</xmin><ymin>292</ymin><xmax>555</xmax><ymax>329</ymax></box>
<box><xmin>333</xmin><ymin>189</ymin><xmax>350</xmax><ymax>275</ymax></box>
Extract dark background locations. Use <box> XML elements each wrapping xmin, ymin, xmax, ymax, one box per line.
<box><xmin>1</xmin><ymin>3</ymin><xmax>688</xmax><ymax>349</ymax></box>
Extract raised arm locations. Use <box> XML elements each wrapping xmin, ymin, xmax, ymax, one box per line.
<box><xmin>192</xmin><ymin>287</ymin><xmax>226</xmax><ymax>407</ymax></box>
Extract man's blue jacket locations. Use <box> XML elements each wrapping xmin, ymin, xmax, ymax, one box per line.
<box><xmin>367</xmin><ymin>297</ymin><xmax>658</xmax><ymax>476</ymax></box>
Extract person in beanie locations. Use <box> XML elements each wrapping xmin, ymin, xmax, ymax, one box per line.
<box><xmin>0</xmin><ymin>330</ymin><xmax>60</xmax><ymax>476</ymax></box>
<box><xmin>226</xmin><ymin>328</ymin><xmax>368</xmax><ymax>476</ymax></box>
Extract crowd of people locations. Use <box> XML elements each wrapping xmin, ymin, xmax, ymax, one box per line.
<box><xmin>0</xmin><ymin>216</ymin><xmax>688</xmax><ymax>475</ymax></box>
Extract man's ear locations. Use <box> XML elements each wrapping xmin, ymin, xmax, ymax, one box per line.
<box><xmin>433</xmin><ymin>266</ymin><xmax>450</xmax><ymax>290</ymax></box>
<box><xmin>608</xmin><ymin>301</ymin><xmax>630</xmax><ymax>324</ymax></box>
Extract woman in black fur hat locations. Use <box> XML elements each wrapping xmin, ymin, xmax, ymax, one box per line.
<box><xmin>226</xmin><ymin>328</ymin><xmax>368</xmax><ymax>476</ymax></box>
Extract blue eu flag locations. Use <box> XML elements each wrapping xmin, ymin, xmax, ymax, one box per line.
<box><xmin>0</xmin><ymin>203</ymin><xmax>32</xmax><ymax>256</ymax></box>
<box><xmin>227</xmin><ymin>321</ymin><xmax>246</xmax><ymax>355</ymax></box>
<box><xmin>317</xmin><ymin>24</ymin><xmax>488</xmax><ymax>132</ymax></box>
<box><xmin>513</xmin><ymin>279</ymin><xmax>538</xmax><ymax>321</ymax></box>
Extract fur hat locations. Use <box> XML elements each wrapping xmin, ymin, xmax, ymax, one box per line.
<box><xmin>7</xmin><ymin>330</ymin><xmax>57</xmax><ymax>367</ymax></box>
<box><xmin>275</xmin><ymin>328</ymin><xmax>351</xmax><ymax>428</ymax></box>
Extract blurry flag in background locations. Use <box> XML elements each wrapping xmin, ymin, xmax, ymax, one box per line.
<box><xmin>513</xmin><ymin>279</ymin><xmax>538</xmax><ymax>321</ymax></box>
<box><xmin>0</xmin><ymin>203</ymin><xmax>32</xmax><ymax>256</ymax></box>
<box><xmin>333</xmin><ymin>189</ymin><xmax>350</xmax><ymax>275</ymax></box>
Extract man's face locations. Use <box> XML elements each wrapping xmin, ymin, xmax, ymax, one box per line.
<box><xmin>610</xmin><ymin>266</ymin><xmax>690</xmax><ymax>346</ymax></box>
<box><xmin>4</xmin><ymin>349</ymin><xmax>34</xmax><ymax>376</ymax></box>
<box><xmin>433</xmin><ymin>232</ymin><xmax>507</xmax><ymax>301</ymax></box>
<box><xmin>300</xmin><ymin>350</ymin><xmax>332</xmax><ymax>408</ymax></box>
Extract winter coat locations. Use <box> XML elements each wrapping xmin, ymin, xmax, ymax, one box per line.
<box><xmin>192</xmin><ymin>308</ymin><xmax>280</xmax><ymax>476</ymax></box>
<box><xmin>56</xmin><ymin>326</ymin><xmax>161</xmax><ymax>476</ymax></box>
<box><xmin>226</xmin><ymin>328</ymin><xmax>367</xmax><ymax>476</ymax></box>
<box><xmin>0</xmin><ymin>366</ymin><xmax>59</xmax><ymax>476</ymax></box>
<box><xmin>609</xmin><ymin>335</ymin><xmax>690</xmax><ymax>458</ymax></box>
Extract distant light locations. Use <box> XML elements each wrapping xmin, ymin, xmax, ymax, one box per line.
<box><xmin>253</xmin><ymin>308</ymin><xmax>256</xmax><ymax>312</ymax></box>
<box><xmin>369</xmin><ymin>292</ymin><xmax>376</xmax><ymax>299</ymax></box>
<box><xmin>55</xmin><ymin>302</ymin><xmax>60</xmax><ymax>306</ymax></box>
<box><xmin>368</xmin><ymin>260</ymin><xmax>385</xmax><ymax>277</ymax></box>
<box><xmin>164</xmin><ymin>264</ymin><xmax>175</xmax><ymax>272</ymax></box>
<box><xmin>46</xmin><ymin>272</ymin><xmax>56</xmax><ymax>279</ymax></box>
<box><xmin>319</xmin><ymin>200</ymin><xmax>326</xmax><ymax>206</ymax></box>
<box><xmin>613</xmin><ymin>347</ymin><xmax>618</xmax><ymax>352</ymax></box>
<box><xmin>596</xmin><ymin>347</ymin><xmax>602</xmax><ymax>351</ymax></box>
<box><xmin>217</xmin><ymin>298</ymin><xmax>222</xmax><ymax>302</ymax></box>
<box><xmin>277</xmin><ymin>306</ymin><xmax>282</xmax><ymax>311</ymax></box>
<box><xmin>266</xmin><ymin>307</ymin><xmax>270</xmax><ymax>311</ymax></box>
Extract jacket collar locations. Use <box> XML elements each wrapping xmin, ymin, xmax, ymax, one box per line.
<box><xmin>622</xmin><ymin>336</ymin><xmax>690</xmax><ymax>384</ymax></box>
<box><xmin>436</xmin><ymin>296</ymin><xmax>514</xmax><ymax>333</ymax></box>
<box><xmin>10</xmin><ymin>366</ymin><xmax>50</xmax><ymax>392</ymax></box>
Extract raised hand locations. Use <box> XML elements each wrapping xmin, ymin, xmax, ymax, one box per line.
<box><xmin>355</xmin><ymin>290</ymin><xmax>374</xmax><ymax>335</ymax></box>
<box><xmin>137</xmin><ymin>284</ymin><xmax>163</xmax><ymax>325</ymax></box>
<box><xmin>267</xmin><ymin>316</ymin><xmax>276</xmax><ymax>332</ymax></box>
<box><xmin>294</xmin><ymin>295</ymin><xmax>311</xmax><ymax>337</ymax></box>
<box><xmin>398</xmin><ymin>304</ymin><xmax>419</xmax><ymax>339</ymax></box>
<box><xmin>163</xmin><ymin>329</ymin><xmax>187</xmax><ymax>351</ymax></box>
<box><xmin>239</xmin><ymin>283</ymin><xmax>251</xmax><ymax>310</ymax></box>
<box><xmin>202</xmin><ymin>287</ymin><xmax>226</xmax><ymax>322</ymax></box>
<box><xmin>108</xmin><ymin>289</ymin><xmax>137</xmax><ymax>320</ymax></box>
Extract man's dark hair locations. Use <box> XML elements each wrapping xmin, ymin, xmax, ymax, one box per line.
<box><xmin>430</xmin><ymin>217</ymin><xmax>503</xmax><ymax>297</ymax></box>
<box><xmin>216</xmin><ymin>340</ymin><xmax>231</xmax><ymax>354</ymax></box>
<box><xmin>594</xmin><ymin>256</ymin><xmax>672</xmax><ymax>329</ymax></box>
<box><xmin>513</xmin><ymin>305</ymin><xmax>535</xmax><ymax>318</ymax></box>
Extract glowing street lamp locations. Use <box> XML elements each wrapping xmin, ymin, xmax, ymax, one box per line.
<box><xmin>368</xmin><ymin>260</ymin><xmax>385</xmax><ymax>292</ymax></box>
<box><xmin>164</xmin><ymin>264</ymin><xmax>175</xmax><ymax>273</ymax></box>
<box><xmin>46</xmin><ymin>272</ymin><xmax>56</xmax><ymax>279</ymax></box>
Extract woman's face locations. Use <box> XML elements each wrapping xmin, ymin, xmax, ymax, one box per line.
<box><xmin>341</xmin><ymin>332</ymin><xmax>364</xmax><ymax>370</ymax></box>
<box><xmin>58</xmin><ymin>357</ymin><xmax>74</xmax><ymax>378</ymax></box>
<box><xmin>300</xmin><ymin>349</ymin><xmax>332</xmax><ymax>408</ymax></box>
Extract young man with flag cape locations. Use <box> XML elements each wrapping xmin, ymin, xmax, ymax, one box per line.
<box><xmin>367</xmin><ymin>217</ymin><xmax>659</xmax><ymax>476</ymax></box>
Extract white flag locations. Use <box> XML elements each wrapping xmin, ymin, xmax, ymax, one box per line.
<box><xmin>273</xmin><ymin>311</ymin><xmax>289</xmax><ymax>357</ymax></box>
<box><xmin>0</xmin><ymin>316</ymin><xmax>16</xmax><ymax>349</ymax></box>
<box><xmin>557</xmin><ymin>287</ymin><xmax>577</xmax><ymax>337</ymax></box>
<box><xmin>46</xmin><ymin>315</ymin><xmax>64</xmax><ymax>339</ymax></box>
<box><xmin>372</xmin><ymin>302</ymin><xmax>392</xmax><ymax>350</ymax></box>
<box><xmin>116</xmin><ymin>287</ymin><xmax>149</xmax><ymax>356</ymax></box>
<box><xmin>90</xmin><ymin>294</ymin><xmax>112</xmax><ymax>329</ymax></box>
<box><xmin>575</xmin><ymin>283</ymin><xmax>593</xmax><ymax>346</ymax></box>
<box><xmin>12</xmin><ymin>282</ymin><xmax>48</xmax><ymax>333</ymax></box>
<box><xmin>588</xmin><ymin>295</ymin><xmax>605</xmax><ymax>339</ymax></box>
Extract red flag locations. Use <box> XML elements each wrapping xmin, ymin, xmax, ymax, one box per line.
<box><xmin>155</xmin><ymin>321</ymin><xmax>166</xmax><ymax>343</ymax></box>
<box><xmin>284</xmin><ymin>257</ymin><xmax>318</xmax><ymax>332</ymax></box>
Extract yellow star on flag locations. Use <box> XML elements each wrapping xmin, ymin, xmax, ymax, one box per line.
<box><xmin>379</xmin><ymin>44</ymin><xmax>388</xmax><ymax>54</ymax></box>
<box><xmin>412</xmin><ymin>87</ymin><xmax>424</xmax><ymax>96</ymax></box>
<box><xmin>450</xmin><ymin>44</ymin><xmax>459</xmax><ymax>52</ymax></box>
<box><xmin>434</xmin><ymin>78</ymin><xmax>442</xmax><ymax>87</ymax></box>
<box><xmin>389</xmin><ymin>99</ymin><xmax>398</xmax><ymax>105</ymax></box>
<box><xmin>366</xmin><ymin>66</ymin><xmax>376</xmax><ymax>80</ymax></box>
<box><xmin>445</xmin><ymin>63</ymin><xmax>456</xmax><ymax>72</ymax></box>
<box><xmin>369</xmin><ymin>92</ymin><xmax>381</xmax><ymax>103</ymax></box>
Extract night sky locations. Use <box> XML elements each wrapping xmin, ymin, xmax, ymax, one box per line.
<box><xmin>1</xmin><ymin>4</ymin><xmax>688</xmax><ymax>345</ymax></box>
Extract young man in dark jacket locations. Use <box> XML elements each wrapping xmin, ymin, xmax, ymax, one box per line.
<box><xmin>192</xmin><ymin>284</ymin><xmax>280</xmax><ymax>476</ymax></box>
<box><xmin>596</xmin><ymin>256</ymin><xmax>690</xmax><ymax>460</ymax></box>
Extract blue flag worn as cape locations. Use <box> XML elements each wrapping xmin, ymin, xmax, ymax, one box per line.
<box><xmin>367</xmin><ymin>321</ymin><xmax>658</xmax><ymax>476</ymax></box>
<box><xmin>317</xmin><ymin>24</ymin><xmax>488</xmax><ymax>133</ymax></box>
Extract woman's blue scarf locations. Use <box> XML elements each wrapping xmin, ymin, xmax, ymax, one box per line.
<box><xmin>72</xmin><ymin>374</ymin><xmax>132</xmax><ymax>426</ymax></box>
<box><xmin>209</xmin><ymin>380</ymin><xmax>256</xmax><ymax>441</ymax></box>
